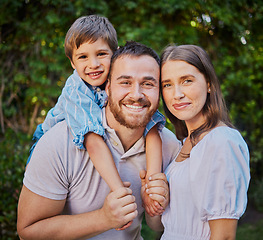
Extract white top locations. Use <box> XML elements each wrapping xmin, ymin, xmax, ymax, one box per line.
<box><xmin>24</xmin><ymin>109</ymin><xmax>181</xmax><ymax>240</ymax></box>
<box><xmin>161</xmin><ymin>126</ymin><xmax>250</xmax><ymax>240</ymax></box>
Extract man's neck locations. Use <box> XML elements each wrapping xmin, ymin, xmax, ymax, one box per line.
<box><xmin>105</xmin><ymin>107</ymin><xmax>145</xmax><ymax>152</ymax></box>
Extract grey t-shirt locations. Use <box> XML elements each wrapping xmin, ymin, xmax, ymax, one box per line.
<box><xmin>24</xmin><ymin>110</ymin><xmax>180</xmax><ymax>240</ymax></box>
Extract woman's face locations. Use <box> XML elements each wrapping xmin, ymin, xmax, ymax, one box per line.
<box><xmin>161</xmin><ymin>60</ymin><xmax>209</xmax><ymax>131</ymax></box>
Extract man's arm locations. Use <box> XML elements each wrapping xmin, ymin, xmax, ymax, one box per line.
<box><xmin>17</xmin><ymin>185</ymin><xmax>137</xmax><ymax>240</ymax></box>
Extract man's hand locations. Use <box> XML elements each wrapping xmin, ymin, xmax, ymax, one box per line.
<box><xmin>101</xmin><ymin>182</ymin><xmax>138</xmax><ymax>230</ymax></box>
<box><xmin>140</xmin><ymin>170</ymin><xmax>169</xmax><ymax>216</ymax></box>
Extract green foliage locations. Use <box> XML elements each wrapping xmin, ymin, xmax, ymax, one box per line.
<box><xmin>1</xmin><ymin>0</ymin><xmax>263</xmax><ymax>238</ymax></box>
<box><xmin>141</xmin><ymin>216</ymin><xmax>162</xmax><ymax>240</ymax></box>
<box><xmin>0</xmin><ymin>129</ymin><xmax>30</xmax><ymax>239</ymax></box>
<box><xmin>236</xmin><ymin>220</ymin><xmax>263</xmax><ymax>240</ymax></box>
<box><xmin>250</xmin><ymin>179</ymin><xmax>263</xmax><ymax>212</ymax></box>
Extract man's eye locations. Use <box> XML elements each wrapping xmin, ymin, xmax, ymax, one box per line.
<box><xmin>143</xmin><ymin>82</ymin><xmax>154</xmax><ymax>87</ymax></box>
<box><xmin>120</xmin><ymin>81</ymin><xmax>130</xmax><ymax>85</ymax></box>
<box><xmin>79</xmin><ymin>55</ymin><xmax>87</xmax><ymax>59</ymax></box>
<box><xmin>162</xmin><ymin>83</ymin><xmax>171</xmax><ymax>88</ymax></box>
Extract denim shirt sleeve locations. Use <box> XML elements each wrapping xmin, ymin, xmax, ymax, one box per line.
<box><xmin>144</xmin><ymin>110</ymin><xmax>166</xmax><ymax>137</ymax></box>
<box><xmin>42</xmin><ymin>70</ymin><xmax>106</xmax><ymax>150</ymax></box>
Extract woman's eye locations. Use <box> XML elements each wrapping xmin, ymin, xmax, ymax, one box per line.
<box><xmin>183</xmin><ymin>79</ymin><xmax>192</xmax><ymax>84</ymax></box>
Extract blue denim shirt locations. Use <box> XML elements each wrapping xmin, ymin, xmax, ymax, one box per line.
<box><xmin>30</xmin><ymin>69</ymin><xmax>166</xmax><ymax>158</ymax></box>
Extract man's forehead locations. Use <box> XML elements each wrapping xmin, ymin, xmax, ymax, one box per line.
<box><xmin>111</xmin><ymin>55</ymin><xmax>160</xmax><ymax>78</ymax></box>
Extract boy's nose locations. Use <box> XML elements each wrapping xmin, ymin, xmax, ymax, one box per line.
<box><xmin>89</xmin><ymin>57</ymin><xmax>100</xmax><ymax>69</ymax></box>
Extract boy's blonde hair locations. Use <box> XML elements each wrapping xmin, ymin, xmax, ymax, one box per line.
<box><xmin>65</xmin><ymin>15</ymin><xmax>118</xmax><ymax>61</ymax></box>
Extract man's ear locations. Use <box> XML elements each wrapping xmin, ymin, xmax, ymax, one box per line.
<box><xmin>105</xmin><ymin>79</ymin><xmax>110</xmax><ymax>95</ymax></box>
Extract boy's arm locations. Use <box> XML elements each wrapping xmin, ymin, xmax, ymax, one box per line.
<box><xmin>59</xmin><ymin>74</ymin><xmax>105</xmax><ymax>149</ymax></box>
<box><xmin>85</xmin><ymin>133</ymin><xmax>124</xmax><ymax>191</ymax></box>
<box><xmin>145</xmin><ymin>125</ymin><xmax>162</xmax><ymax>180</ymax></box>
<box><xmin>144</xmin><ymin>126</ymin><xmax>163</xmax><ymax>216</ymax></box>
<box><xmin>140</xmin><ymin>170</ymin><xmax>168</xmax><ymax>230</ymax></box>
<box><xmin>17</xmin><ymin>185</ymin><xmax>137</xmax><ymax>239</ymax></box>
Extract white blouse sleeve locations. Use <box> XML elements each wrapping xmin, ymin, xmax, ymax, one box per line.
<box><xmin>189</xmin><ymin>127</ymin><xmax>250</xmax><ymax>222</ymax></box>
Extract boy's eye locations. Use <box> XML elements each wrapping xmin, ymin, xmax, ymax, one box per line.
<box><xmin>98</xmin><ymin>52</ymin><xmax>108</xmax><ymax>57</ymax></box>
<box><xmin>79</xmin><ymin>55</ymin><xmax>87</xmax><ymax>59</ymax></box>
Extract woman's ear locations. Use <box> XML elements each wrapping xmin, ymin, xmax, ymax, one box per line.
<box><xmin>207</xmin><ymin>83</ymin><xmax>211</xmax><ymax>93</ymax></box>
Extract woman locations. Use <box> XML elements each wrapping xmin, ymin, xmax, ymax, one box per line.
<box><xmin>147</xmin><ymin>44</ymin><xmax>250</xmax><ymax>240</ymax></box>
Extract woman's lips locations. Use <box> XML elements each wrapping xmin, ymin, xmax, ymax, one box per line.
<box><xmin>172</xmin><ymin>102</ymin><xmax>190</xmax><ymax>110</ymax></box>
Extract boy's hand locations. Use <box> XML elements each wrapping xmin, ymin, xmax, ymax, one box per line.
<box><xmin>140</xmin><ymin>170</ymin><xmax>167</xmax><ymax>217</ymax></box>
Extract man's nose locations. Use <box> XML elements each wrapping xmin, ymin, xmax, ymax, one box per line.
<box><xmin>129</xmin><ymin>83</ymin><xmax>144</xmax><ymax>100</ymax></box>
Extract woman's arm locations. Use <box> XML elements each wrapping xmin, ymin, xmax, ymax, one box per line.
<box><xmin>208</xmin><ymin>219</ymin><xmax>238</xmax><ymax>240</ymax></box>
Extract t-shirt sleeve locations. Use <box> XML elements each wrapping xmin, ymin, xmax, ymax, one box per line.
<box><xmin>23</xmin><ymin>123</ymin><xmax>71</xmax><ymax>200</ymax></box>
<box><xmin>160</xmin><ymin>127</ymin><xmax>181</xmax><ymax>171</ymax></box>
<box><xmin>189</xmin><ymin>128</ymin><xmax>250</xmax><ymax>222</ymax></box>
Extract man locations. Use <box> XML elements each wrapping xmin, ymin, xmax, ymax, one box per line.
<box><xmin>17</xmin><ymin>41</ymin><xmax>180</xmax><ymax>239</ymax></box>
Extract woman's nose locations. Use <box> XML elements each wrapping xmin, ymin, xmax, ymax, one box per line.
<box><xmin>174</xmin><ymin>85</ymin><xmax>185</xmax><ymax>99</ymax></box>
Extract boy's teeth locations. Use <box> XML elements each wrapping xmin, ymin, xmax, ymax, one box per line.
<box><xmin>90</xmin><ymin>72</ymin><xmax>101</xmax><ymax>76</ymax></box>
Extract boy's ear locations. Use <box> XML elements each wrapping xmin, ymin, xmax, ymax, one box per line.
<box><xmin>70</xmin><ymin>60</ymin><xmax>76</xmax><ymax>69</ymax></box>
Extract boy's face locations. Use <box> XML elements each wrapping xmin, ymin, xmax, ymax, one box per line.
<box><xmin>70</xmin><ymin>38</ymin><xmax>113</xmax><ymax>87</ymax></box>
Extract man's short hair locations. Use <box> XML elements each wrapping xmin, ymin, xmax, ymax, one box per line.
<box><xmin>64</xmin><ymin>15</ymin><xmax>118</xmax><ymax>61</ymax></box>
<box><xmin>108</xmin><ymin>41</ymin><xmax>160</xmax><ymax>80</ymax></box>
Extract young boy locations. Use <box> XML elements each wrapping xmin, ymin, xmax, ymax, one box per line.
<box><xmin>28</xmin><ymin>15</ymin><xmax>165</xmax><ymax>210</ymax></box>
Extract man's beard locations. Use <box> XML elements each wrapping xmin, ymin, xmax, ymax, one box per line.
<box><xmin>107</xmin><ymin>88</ymin><xmax>158</xmax><ymax>129</ymax></box>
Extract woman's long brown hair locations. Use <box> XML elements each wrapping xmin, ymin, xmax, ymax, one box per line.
<box><xmin>161</xmin><ymin>44</ymin><xmax>234</xmax><ymax>146</ymax></box>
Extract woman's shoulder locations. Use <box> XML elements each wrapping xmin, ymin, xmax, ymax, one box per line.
<box><xmin>198</xmin><ymin>125</ymin><xmax>247</xmax><ymax>150</ymax></box>
<box><xmin>190</xmin><ymin>125</ymin><xmax>249</xmax><ymax>167</ymax></box>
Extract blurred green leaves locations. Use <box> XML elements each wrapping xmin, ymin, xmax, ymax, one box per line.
<box><xmin>1</xmin><ymin>0</ymin><xmax>263</xmax><ymax>238</ymax></box>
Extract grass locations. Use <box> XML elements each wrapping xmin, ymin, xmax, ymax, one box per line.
<box><xmin>236</xmin><ymin>220</ymin><xmax>263</xmax><ymax>240</ymax></box>
<box><xmin>141</xmin><ymin>219</ymin><xmax>263</xmax><ymax>240</ymax></box>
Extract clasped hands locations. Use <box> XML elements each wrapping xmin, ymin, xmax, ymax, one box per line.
<box><xmin>101</xmin><ymin>170</ymin><xmax>169</xmax><ymax>231</ymax></box>
<box><xmin>140</xmin><ymin>170</ymin><xmax>169</xmax><ymax>217</ymax></box>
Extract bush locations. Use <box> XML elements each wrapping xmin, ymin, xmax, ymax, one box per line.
<box><xmin>0</xmin><ymin>129</ymin><xmax>30</xmax><ymax>239</ymax></box>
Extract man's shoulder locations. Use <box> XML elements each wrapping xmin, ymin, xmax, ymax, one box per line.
<box><xmin>160</xmin><ymin>127</ymin><xmax>181</xmax><ymax>151</ymax></box>
<box><xmin>160</xmin><ymin>127</ymin><xmax>179</xmax><ymax>142</ymax></box>
<box><xmin>159</xmin><ymin>127</ymin><xmax>180</xmax><ymax>169</ymax></box>
<box><xmin>41</xmin><ymin>120</ymin><xmax>72</xmax><ymax>145</ymax></box>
